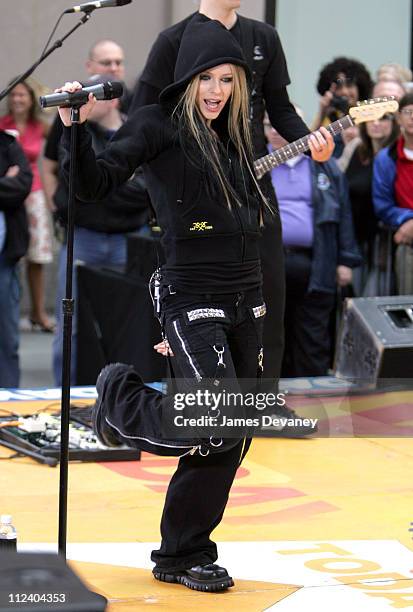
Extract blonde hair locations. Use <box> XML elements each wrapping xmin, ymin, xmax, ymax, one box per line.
<box><xmin>6</xmin><ymin>77</ymin><xmax>51</xmax><ymax>125</ymax></box>
<box><xmin>376</xmin><ymin>62</ymin><xmax>412</xmax><ymax>85</ymax></box>
<box><xmin>172</xmin><ymin>64</ymin><xmax>269</xmax><ymax>212</ymax></box>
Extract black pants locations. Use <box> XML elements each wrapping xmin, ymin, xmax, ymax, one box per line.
<box><xmin>104</xmin><ymin>287</ymin><xmax>265</xmax><ymax>571</ymax></box>
<box><xmin>260</xmin><ymin>210</ymin><xmax>285</xmax><ymax>379</ymax></box>
<box><xmin>282</xmin><ymin>249</ymin><xmax>335</xmax><ymax>377</ymax></box>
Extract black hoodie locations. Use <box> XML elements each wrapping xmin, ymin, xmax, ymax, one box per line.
<box><xmin>64</xmin><ymin>16</ymin><xmax>262</xmax><ymax>293</ymax></box>
<box><xmin>158</xmin><ymin>15</ymin><xmax>249</xmax><ymax>104</ymax></box>
<box><xmin>0</xmin><ymin>131</ymin><xmax>31</xmax><ymax>263</ymax></box>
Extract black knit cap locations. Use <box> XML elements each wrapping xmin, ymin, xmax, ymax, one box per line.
<box><xmin>159</xmin><ymin>13</ymin><xmax>249</xmax><ymax>104</ymax></box>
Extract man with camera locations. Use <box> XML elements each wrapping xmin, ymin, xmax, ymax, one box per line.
<box><xmin>312</xmin><ymin>56</ymin><xmax>373</xmax><ymax>156</ymax></box>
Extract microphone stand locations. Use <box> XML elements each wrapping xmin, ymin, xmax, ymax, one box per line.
<box><xmin>58</xmin><ymin>105</ymin><xmax>80</xmax><ymax>559</ymax></box>
<box><xmin>59</xmin><ymin>102</ymin><xmax>108</xmax><ymax>610</ymax></box>
<box><xmin>0</xmin><ymin>8</ymin><xmax>99</xmax><ymax>564</ymax></box>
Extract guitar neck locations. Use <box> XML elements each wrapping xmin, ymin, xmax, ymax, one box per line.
<box><xmin>255</xmin><ymin>114</ymin><xmax>354</xmax><ymax>179</ymax></box>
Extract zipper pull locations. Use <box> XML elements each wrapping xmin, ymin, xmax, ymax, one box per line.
<box><xmin>213</xmin><ymin>344</ymin><xmax>226</xmax><ymax>387</ymax></box>
<box><xmin>213</xmin><ymin>345</ymin><xmax>226</xmax><ymax>368</ymax></box>
<box><xmin>154</xmin><ymin>269</ymin><xmax>162</xmax><ymax>316</ymax></box>
<box><xmin>258</xmin><ymin>347</ymin><xmax>264</xmax><ymax>373</ymax></box>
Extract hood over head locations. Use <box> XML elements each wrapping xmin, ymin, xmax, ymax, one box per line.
<box><xmin>159</xmin><ymin>14</ymin><xmax>249</xmax><ymax>105</ymax></box>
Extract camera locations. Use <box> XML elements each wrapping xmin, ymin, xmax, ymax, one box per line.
<box><xmin>330</xmin><ymin>94</ymin><xmax>350</xmax><ymax>114</ymax></box>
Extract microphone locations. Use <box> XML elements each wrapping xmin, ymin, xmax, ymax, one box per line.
<box><xmin>39</xmin><ymin>80</ymin><xmax>123</xmax><ymax>108</ymax></box>
<box><xmin>64</xmin><ymin>0</ymin><xmax>132</xmax><ymax>14</ymax></box>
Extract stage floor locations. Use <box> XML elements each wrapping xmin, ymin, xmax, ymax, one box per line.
<box><xmin>1</xmin><ymin>385</ymin><xmax>413</xmax><ymax>610</ymax></box>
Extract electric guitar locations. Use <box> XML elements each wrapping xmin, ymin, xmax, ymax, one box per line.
<box><xmin>254</xmin><ymin>97</ymin><xmax>399</xmax><ymax>179</ymax></box>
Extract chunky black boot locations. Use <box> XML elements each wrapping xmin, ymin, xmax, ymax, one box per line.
<box><xmin>92</xmin><ymin>363</ymin><xmax>133</xmax><ymax>447</ymax></box>
<box><xmin>153</xmin><ymin>563</ymin><xmax>234</xmax><ymax>592</ymax></box>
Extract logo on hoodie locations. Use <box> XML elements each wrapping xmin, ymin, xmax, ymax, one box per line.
<box><xmin>190</xmin><ymin>221</ymin><xmax>213</xmax><ymax>231</ymax></box>
<box><xmin>253</xmin><ymin>45</ymin><xmax>264</xmax><ymax>61</ymax></box>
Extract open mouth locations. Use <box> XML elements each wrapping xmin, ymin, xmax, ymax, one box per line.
<box><xmin>204</xmin><ymin>99</ymin><xmax>222</xmax><ymax>112</ymax></box>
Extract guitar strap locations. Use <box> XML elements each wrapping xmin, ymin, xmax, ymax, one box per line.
<box><xmin>238</xmin><ymin>16</ymin><xmax>254</xmax><ymax>64</ymax></box>
<box><xmin>237</xmin><ymin>16</ymin><xmax>256</xmax><ymax>110</ymax></box>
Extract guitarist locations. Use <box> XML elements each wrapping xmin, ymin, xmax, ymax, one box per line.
<box><xmin>264</xmin><ymin>112</ymin><xmax>361</xmax><ymax>376</ymax></box>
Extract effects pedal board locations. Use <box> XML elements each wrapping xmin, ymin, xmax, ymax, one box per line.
<box><xmin>0</xmin><ymin>408</ymin><xmax>140</xmax><ymax>466</ymax></box>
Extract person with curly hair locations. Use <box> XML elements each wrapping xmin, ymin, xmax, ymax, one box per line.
<box><xmin>312</xmin><ymin>57</ymin><xmax>373</xmax><ymax>156</ymax></box>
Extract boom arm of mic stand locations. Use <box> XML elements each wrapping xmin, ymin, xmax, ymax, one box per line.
<box><xmin>0</xmin><ymin>13</ymin><xmax>91</xmax><ymax>102</ymax></box>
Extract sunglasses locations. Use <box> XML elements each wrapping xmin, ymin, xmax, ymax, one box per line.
<box><xmin>379</xmin><ymin>113</ymin><xmax>395</xmax><ymax>121</ymax></box>
<box><xmin>333</xmin><ymin>77</ymin><xmax>355</xmax><ymax>87</ymax></box>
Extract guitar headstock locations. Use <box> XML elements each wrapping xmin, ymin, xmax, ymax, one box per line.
<box><xmin>349</xmin><ymin>97</ymin><xmax>399</xmax><ymax>124</ymax></box>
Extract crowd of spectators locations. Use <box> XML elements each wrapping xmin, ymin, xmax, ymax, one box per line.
<box><xmin>1</xmin><ymin>28</ymin><xmax>412</xmax><ymax>387</ymax></box>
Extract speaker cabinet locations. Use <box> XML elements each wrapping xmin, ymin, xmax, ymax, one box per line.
<box><xmin>335</xmin><ymin>296</ymin><xmax>413</xmax><ymax>381</ymax></box>
<box><xmin>76</xmin><ymin>265</ymin><xmax>167</xmax><ymax>385</ymax></box>
<box><xmin>0</xmin><ymin>552</ymin><xmax>106</xmax><ymax>611</ymax></box>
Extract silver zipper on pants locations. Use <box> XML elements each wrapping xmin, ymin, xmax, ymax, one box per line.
<box><xmin>172</xmin><ymin>319</ymin><xmax>203</xmax><ymax>381</ymax></box>
<box><xmin>106</xmin><ymin>416</ymin><xmax>201</xmax><ymax>456</ymax></box>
